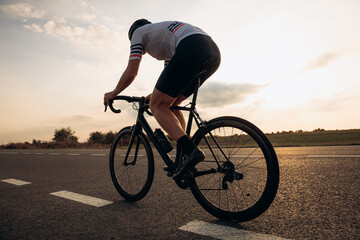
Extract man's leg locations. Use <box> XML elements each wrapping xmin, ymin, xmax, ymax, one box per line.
<box><xmin>150</xmin><ymin>88</ymin><xmax>186</xmax><ymax>141</ymax></box>
<box><xmin>171</xmin><ymin>94</ymin><xmax>187</xmax><ymax>132</ymax></box>
<box><xmin>150</xmin><ymin>88</ymin><xmax>197</xmax><ymax>155</ymax></box>
<box><xmin>150</xmin><ymin>88</ymin><xmax>205</xmax><ymax>180</ymax></box>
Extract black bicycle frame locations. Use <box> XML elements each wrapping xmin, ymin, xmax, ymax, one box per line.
<box><xmin>131</xmin><ymin>76</ymin><xmax>202</xmax><ymax>173</ymax></box>
<box><xmin>117</xmin><ymin>75</ymin><xmax>227</xmax><ymax>175</ymax></box>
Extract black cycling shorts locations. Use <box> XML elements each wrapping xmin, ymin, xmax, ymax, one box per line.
<box><xmin>155</xmin><ymin>34</ymin><xmax>221</xmax><ymax>98</ymax></box>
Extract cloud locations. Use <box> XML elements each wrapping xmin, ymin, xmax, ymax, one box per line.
<box><xmin>197</xmin><ymin>81</ymin><xmax>264</xmax><ymax>107</ymax></box>
<box><xmin>78</xmin><ymin>1</ymin><xmax>101</xmax><ymax>21</ymax></box>
<box><xmin>80</xmin><ymin>1</ymin><xmax>89</xmax><ymax>9</ymax></box>
<box><xmin>0</xmin><ymin>2</ymin><xmax>45</xmax><ymax>19</ymax></box>
<box><xmin>309</xmin><ymin>83</ymin><xmax>360</xmax><ymax>113</ymax></box>
<box><xmin>23</xmin><ymin>23</ymin><xmax>43</xmax><ymax>33</ymax></box>
<box><xmin>301</xmin><ymin>52</ymin><xmax>338</xmax><ymax>71</ymax></box>
<box><xmin>70</xmin><ymin>115</ymin><xmax>93</xmax><ymax>122</ymax></box>
<box><xmin>4</xmin><ymin>1</ymin><xmax>125</xmax><ymax>64</ymax></box>
<box><xmin>38</xmin><ymin>20</ymin><xmax>125</xmax><ymax>62</ymax></box>
<box><xmin>81</xmin><ymin>13</ymin><xmax>96</xmax><ymax>21</ymax></box>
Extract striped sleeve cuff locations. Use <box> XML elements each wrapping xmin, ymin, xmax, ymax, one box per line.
<box><xmin>129</xmin><ymin>43</ymin><xmax>144</xmax><ymax>60</ymax></box>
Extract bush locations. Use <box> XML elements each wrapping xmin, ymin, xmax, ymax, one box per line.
<box><xmin>88</xmin><ymin>131</ymin><xmax>117</xmax><ymax>144</ymax></box>
<box><xmin>52</xmin><ymin>127</ymin><xmax>79</xmax><ymax>143</ymax></box>
<box><xmin>88</xmin><ymin>131</ymin><xmax>105</xmax><ymax>144</ymax></box>
<box><xmin>105</xmin><ymin>131</ymin><xmax>116</xmax><ymax>144</ymax></box>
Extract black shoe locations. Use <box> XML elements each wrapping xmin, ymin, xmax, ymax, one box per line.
<box><xmin>173</xmin><ymin>147</ymin><xmax>205</xmax><ymax>180</ymax></box>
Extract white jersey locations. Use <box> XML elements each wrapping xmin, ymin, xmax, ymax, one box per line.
<box><xmin>129</xmin><ymin>21</ymin><xmax>208</xmax><ymax>61</ymax></box>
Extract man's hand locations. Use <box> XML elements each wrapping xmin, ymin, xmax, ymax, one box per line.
<box><xmin>104</xmin><ymin>91</ymin><xmax>117</xmax><ymax>106</ymax></box>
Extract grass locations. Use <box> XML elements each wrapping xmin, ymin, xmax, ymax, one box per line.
<box><xmin>265</xmin><ymin>129</ymin><xmax>360</xmax><ymax>147</ymax></box>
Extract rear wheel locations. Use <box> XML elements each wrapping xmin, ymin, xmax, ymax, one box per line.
<box><xmin>190</xmin><ymin>117</ymin><xmax>279</xmax><ymax>221</ymax></box>
<box><xmin>109</xmin><ymin>127</ymin><xmax>154</xmax><ymax>201</ymax></box>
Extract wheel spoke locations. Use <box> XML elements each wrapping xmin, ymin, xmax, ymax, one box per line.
<box><xmin>109</xmin><ymin>130</ymin><xmax>154</xmax><ymax>201</ymax></box>
<box><xmin>191</xmin><ymin>118</ymin><xmax>279</xmax><ymax>221</ymax></box>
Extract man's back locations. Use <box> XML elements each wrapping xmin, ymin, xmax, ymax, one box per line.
<box><xmin>130</xmin><ymin>21</ymin><xmax>208</xmax><ymax>61</ymax></box>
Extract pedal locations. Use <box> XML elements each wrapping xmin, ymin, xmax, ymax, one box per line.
<box><xmin>164</xmin><ymin>165</ymin><xmax>175</xmax><ymax>177</ymax></box>
<box><xmin>175</xmin><ymin>178</ymin><xmax>190</xmax><ymax>189</ymax></box>
<box><xmin>174</xmin><ymin>169</ymin><xmax>197</xmax><ymax>189</ymax></box>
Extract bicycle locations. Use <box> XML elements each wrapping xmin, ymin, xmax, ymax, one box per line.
<box><xmin>105</xmin><ymin>69</ymin><xmax>279</xmax><ymax>222</ymax></box>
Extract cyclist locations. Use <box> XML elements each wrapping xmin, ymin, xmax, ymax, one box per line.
<box><xmin>104</xmin><ymin>19</ymin><xmax>221</xmax><ymax>179</ymax></box>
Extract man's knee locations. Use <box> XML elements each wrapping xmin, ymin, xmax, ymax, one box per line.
<box><xmin>150</xmin><ymin>95</ymin><xmax>172</xmax><ymax>114</ymax></box>
<box><xmin>149</xmin><ymin>100</ymin><xmax>162</xmax><ymax>113</ymax></box>
<box><xmin>150</xmin><ymin>101</ymin><xmax>172</xmax><ymax>116</ymax></box>
<box><xmin>150</xmin><ymin>89</ymin><xmax>176</xmax><ymax>109</ymax></box>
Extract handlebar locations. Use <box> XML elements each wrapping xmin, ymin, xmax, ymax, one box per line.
<box><xmin>105</xmin><ymin>95</ymin><xmax>148</xmax><ymax>114</ymax></box>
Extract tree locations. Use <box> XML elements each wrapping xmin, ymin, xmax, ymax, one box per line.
<box><xmin>105</xmin><ymin>131</ymin><xmax>116</xmax><ymax>144</ymax></box>
<box><xmin>88</xmin><ymin>130</ymin><xmax>116</xmax><ymax>144</ymax></box>
<box><xmin>52</xmin><ymin>127</ymin><xmax>79</xmax><ymax>143</ymax></box>
<box><xmin>88</xmin><ymin>131</ymin><xmax>105</xmax><ymax>144</ymax></box>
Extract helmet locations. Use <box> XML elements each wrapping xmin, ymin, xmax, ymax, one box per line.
<box><xmin>128</xmin><ymin>19</ymin><xmax>151</xmax><ymax>40</ymax></box>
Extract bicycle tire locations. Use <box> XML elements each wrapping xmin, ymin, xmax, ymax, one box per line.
<box><xmin>109</xmin><ymin>127</ymin><xmax>154</xmax><ymax>201</ymax></box>
<box><xmin>190</xmin><ymin>116</ymin><xmax>279</xmax><ymax>222</ymax></box>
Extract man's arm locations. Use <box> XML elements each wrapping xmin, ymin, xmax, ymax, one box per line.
<box><xmin>104</xmin><ymin>59</ymin><xmax>141</xmax><ymax>105</ymax></box>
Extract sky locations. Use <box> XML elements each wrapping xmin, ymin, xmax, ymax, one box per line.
<box><xmin>0</xmin><ymin>0</ymin><xmax>359</xmax><ymax>144</ymax></box>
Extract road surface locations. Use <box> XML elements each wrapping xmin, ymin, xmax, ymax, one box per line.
<box><xmin>1</xmin><ymin>146</ymin><xmax>359</xmax><ymax>239</ymax></box>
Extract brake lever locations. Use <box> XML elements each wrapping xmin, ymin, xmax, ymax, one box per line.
<box><xmin>104</xmin><ymin>103</ymin><xmax>108</xmax><ymax>112</ymax></box>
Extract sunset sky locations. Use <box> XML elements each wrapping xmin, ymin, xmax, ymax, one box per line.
<box><xmin>1</xmin><ymin>0</ymin><xmax>359</xmax><ymax>144</ymax></box>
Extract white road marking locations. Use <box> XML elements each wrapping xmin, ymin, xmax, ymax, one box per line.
<box><xmin>307</xmin><ymin>155</ymin><xmax>360</xmax><ymax>158</ymax></box>
<box><xmin>1</xmin><ymin>178</ymin><xmax>31</xmax><ymax>186</ymax></box>
<box><xmin>50</xmin><ymin>190</ymin><xmax>113</xmax><ymax>207</ymax></box>
<box><xmin>179</xmin><ymin>220</ymin><xmax>291</xmax><ymax>240</ymax></box>
<box><xmin>67</xmin><ymin>153</ymin><xmax>80</xmax><ymax>156</ymax></box>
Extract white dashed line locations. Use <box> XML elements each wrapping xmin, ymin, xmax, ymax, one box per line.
<box><xmin>179</xmin><ymin>220</ymin><xmax>291</xmax><ymax>240</ymax></box>
<box><xmin>67</xmin><ymin>153</ymin><xmax>80</xmax><ymax>156</ymax></box>
<box><xmin>50</xmin><ymin>190</ymin><xmax>113</xmax><ymax>207</ymax></box>
<box><xmin>1</xmin><ymin>178</ymin><xmax>31</xmax><ymax>186</ymax></box>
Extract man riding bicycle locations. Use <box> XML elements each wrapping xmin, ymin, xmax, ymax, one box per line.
<box><xmin>104</xmin><ymin>19</ymin><xmax>221</xmax><ymax>179</ymax></box>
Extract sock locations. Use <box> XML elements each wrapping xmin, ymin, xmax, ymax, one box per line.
<box><xmin>177</xmin><ymin>135</ymin><xmax>195</xmax><ymax>155</ymax></box>
<box><xmin>174</xmin><ymin>144</ymin><xmax>182</xmax><ymax>165</ymax></box>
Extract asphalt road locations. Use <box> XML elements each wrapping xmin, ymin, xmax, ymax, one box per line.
<box><xmin>0</xmin><ymin>146</ymin><xmax>359</xmax><ymax>240</ymax></box>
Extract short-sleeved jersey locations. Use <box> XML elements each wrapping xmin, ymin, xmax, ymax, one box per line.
<box><xmin>129</xmin><ymin>21</ymin><xmax>208</xmax><ymax>62</ymax></box>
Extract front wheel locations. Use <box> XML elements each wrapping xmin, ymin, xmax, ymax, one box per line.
<box><xmin>109</xmin><ymin>127</ymin><xmax>154</xmax><ymax>201</ymax></box>
<box><xmin>190</xmin><ymin>117</ymin><xmax>279</xmax><ymax>222</ymax></box>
